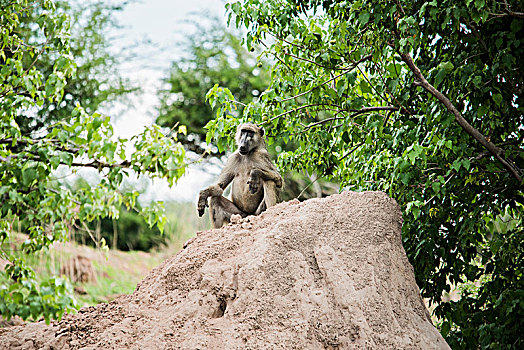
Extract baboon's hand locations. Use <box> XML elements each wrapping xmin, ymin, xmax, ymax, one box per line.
<box><xmin>197</xmin><ymin>195</ymin><xmax>207</xmax><ymax>217</ymax></box>
<box><xmin>248</xmin><ymin>170</ymin><xmax>261</xmax><ymax>194</ymax></box>
<box><xmin>248</xmin><ymin>180</ymin><xmax>259</xmax><ymax>194</ymax></box>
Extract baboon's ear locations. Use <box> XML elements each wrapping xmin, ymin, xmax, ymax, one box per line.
<box><xmin>259</xmin><ymin>126</ymin><xmax>265</xmax><ymax>137</ymax></box>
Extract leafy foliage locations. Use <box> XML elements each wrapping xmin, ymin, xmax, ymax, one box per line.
<box><xmin>156</xmin><ymin>16</ymin><xmax>269</xmax><ymax>155</ymax></box>
<box><xmin>0</xmin><ymin>257</ymin><xmax>76</xmax><ymax>324</ymax></box>
<box><xmin>11</xmin><ymin>0</ymin><xmax>138</xmax><ymax>135</ymax></box>
<box><xmin>1</xmin><ymin>0</ymin><xmax>186</xmax><ymax>323</ymax></box>
<box><xmin>77</xmin><ymin>206</ymin><xmax>167</xmax><ymax>252</ymax></box>
<box><xmin>207</xmin><ymin>0</ymin><xmax>524</xmax><ymax>348</ymax></box>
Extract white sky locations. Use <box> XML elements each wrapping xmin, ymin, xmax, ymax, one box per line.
<box><xmin>105</xmin><ymin>0</ymin><xmax>228</xmax><ymax>203</ymax></box>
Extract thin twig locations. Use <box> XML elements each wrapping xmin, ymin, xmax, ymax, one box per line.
<box><xmin>372</xmin><ymin>59</ymin><xmax>414</xmax><ymax>115</ymax></box>
<box><xmin>260</xmin><ymin>40</ymin><xmax>293</xmax><ymax>71</ymax></box>
<box><xmin>339</xmin><ymin>141</ymin><xmax>365</xmax><ymax>162</ymax></box>
<box><xmin>424</xmin><ymin>173</ymin><xmax>454</xmax><ymax>206</ymax></box>
<box><xmin>297</xmin><ymin>173</ymin><xmax>323</xmax><ymax>200</ymax></box>
<box><xmin>281</xmin><ymin>50</ymin><xmax>348</xmax><ymax>71</ymax></box>
<box><xmin>279</xmin><ymin>54</ymin><xmax>373</xmax><ymax>103</ymax></box>
<box><xmin>260</xmin><ymin>103</ymin><xmax>335</xmax><ymax>125</ymax></box>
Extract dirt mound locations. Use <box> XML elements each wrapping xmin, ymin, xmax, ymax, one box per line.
<box><xmin>0</xmin><ymin>191</ymin><xmax>449</xmax><ymax>349</ymax></box>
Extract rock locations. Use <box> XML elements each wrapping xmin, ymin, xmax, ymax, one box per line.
<box><xmin>230</xmin><ymin>214</ymin><xmax>242</xmax><ymax>224</ymax></box>
<box><xmin>73</xmin><ymin>285</ymin><xmax>87</xmax><ymax>295</ymax></box>
<box><xmin>0</xmin><ymin>191</ymin><xmax>449</xmax><ymax>349</ymax></box>
<box><xmin>183</xmin><ymin>237</ymin><xmax>196</xmax><ymax>249</ymax></box>
<box><xmin>240</xmin><ymin>222</ymin><xmax>252</xmax><ymax>229</ymax></box>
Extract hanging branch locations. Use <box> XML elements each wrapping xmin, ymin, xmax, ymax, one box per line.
<box><xmin>400</xmin><ymin>53</ymin><xmax>522</xmax><ymax>183</ymax></box>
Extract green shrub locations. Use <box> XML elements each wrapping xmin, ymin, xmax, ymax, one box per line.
<box><xmin>73</xmin><ymin>206</ymin><xmax>167</xmax><ymax>252</ymax></box>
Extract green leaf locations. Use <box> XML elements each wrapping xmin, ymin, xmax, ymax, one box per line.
<box><xmin>359</xmin><ymin>80</ymin><xmax>372</xmax><ymax>94</ymax></box>
<box><xmin>341</xmin><ymin>131</ymin><xmax>350</xmax><ymax>144</ymax></box>
<box><xmin>358</xmin><ymin>12</ymin><xmax>370</xmax><ymax>26</ymax></box>
<box><xmin>451</xmin><ymin>159</ymin><xmax>461</xmax><ymax>172</ymax></box>
<box><xmin>336</xmin><ymin>79</ymin><xmax>346</xmax><ymax>97</ymax></box>
<box><xmin>477</xmin><ymin>105</ymin><xmax>489</xmax><ymax>118</ymax></box>
<box><xmin>492</xmin><ymin>93</ymin><xmax>503</xmax><ymax>106</ymax></box>
<box><xmin>472</xmin><ymin>75</ymin><xmax>482</xmax><ymax>88</ymax></box>
<box><xmin>474</xmin><ymin>0</ymin><xmax>485</xmax><ymax>9</ymax></box>
<box><xmin>510</xmin><ymin>19</ymin><xmax>523</xmax><ymax>33</ymax></box>
<box><xmin>441</xmin><ymin>321</ymin><xmax>451</xmax><ymax>337</ymax></box>
<box><xmin>59</xmin><ymin>152</ymin><xmax>73</xmax><ymax>166</ymax></box>
<box><xmin>462</xmin><ymin>159</ymin><xmax>471</xmax><ymax>171</ymax></box>
<box><xmin>12</xmin><ymin>292</ymin><xmax>24</xmax><ymax>304</ymax></box>
<box><xmin>434</xmin><ymin>62</ymin><xmax>454</xmax><ymax>87</ymax></box>
<box><xmin>22</xmin><ymin>168</ymin><xmax>37</xmax><ymax>186</ymax></box>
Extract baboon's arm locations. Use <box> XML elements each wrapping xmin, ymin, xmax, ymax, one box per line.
<box><xmin>247</xmin><ymin>151</ymin><xmax>282</xmax><ymax>195</ymax></box>
<box><xmin>251</xmin><ymin>151</ymin><xmax>282</xmax><ymax>186</ymax></box>
<box><xmin>201</xmin><ymin>155</ymin><xmax>238</xmax><ymax>197</ymax></box>
<box><xmin>215</xmin><ymin>162</ymin><xmax>237</xmax><ymax>189</ymax></box>
<box><xmin>250</xmin><ymin>168</ymin><xmax>282</xmax><ymax>188</ymax></box>
<box><xmin>197</xmin><ymin>156</ymin><xmax>238</xmax><ymax>216</ymax></box>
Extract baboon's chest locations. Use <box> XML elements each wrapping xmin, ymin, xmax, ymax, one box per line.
<box><xmin>231</xmin><ymin>168</ymin><xmax>263</xmax><ymax>214</ymax></box>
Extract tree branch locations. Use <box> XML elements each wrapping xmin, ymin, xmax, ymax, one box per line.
<box><xmin>303</xmin><ymin>116</ymin><xmax>344</xmax><ymax>130</ymax></box>
<box><xmin>281</xmin><ymin>50</ymin><xmax>348</xmax><ymax>71</ymax></box>
<box><xmin>260</xmin><ymin>103</ymin><xmax>336</xmax><ymax>125</ymax></box>
<box><xmin>279</xmin><ymin>54</ymin><xmax>373</xmax><ymax>103</ymax></box>
<box><xmin>260</xmin><ymin>40</ymin><xmax>293</xmax><ymax>71</ymax></box>
<box><xmin>349</xmin><ymin>106</ymin><xmax>399</xmax><ymax>116</ymax></box>
<box><xmin>400</xmin><ymin>53</ymin><xmax>522</xmax><ymax>183</ymax></box>
<box><xmin>262</xmin><ymin>105</ymin><xmax>397</xmax><ymax>130</ymax></box>
<box><xmin>491</xmin><ymin>0</ymin><xmax>524</xmax><ymax>18</ymax></box>
<box><xmin>339</xmin><ymin>141</ymin><xmax>365</xmax><ymax>161</ymax></box>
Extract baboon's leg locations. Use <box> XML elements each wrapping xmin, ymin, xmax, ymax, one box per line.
<box><xmin>209</xmin><ymin>195</ymin><xmax>248</xmax><ymax>228</ymax></box>
<box><xmin>255</xmin><ymin>181</ymin><xmax>278</xmax><ymax>215</ymax></box>
<box><xmin>263</xmin><ymin>181</ymin><xmax>278</xmax><ymax>207</ymax></box>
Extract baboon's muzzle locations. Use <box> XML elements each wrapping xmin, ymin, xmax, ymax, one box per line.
<box><xmin>239</xmin><ymin>134</ymin><xmax>250</xmax><ymax>155</ymax></box>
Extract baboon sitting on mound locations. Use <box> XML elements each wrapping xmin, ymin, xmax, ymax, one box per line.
<box><xmin>198</xmin><ymin>123</ymin><xmax>282</xmax><ymax>228</ymax></box>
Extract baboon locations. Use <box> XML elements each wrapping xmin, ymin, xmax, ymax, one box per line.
<box><xmin>197</xmin><ymin>122</ymin><xmax>282</xmax><ymax>228</ymax></box>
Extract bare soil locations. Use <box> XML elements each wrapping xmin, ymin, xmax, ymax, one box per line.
<box><xmin>0</xmin><ymin>191</ymin><xmax>449</xmax><ymax>349</ymax></box>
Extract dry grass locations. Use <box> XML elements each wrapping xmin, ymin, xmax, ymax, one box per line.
<box><xmin>1</xmin><ymin>201</ymin><xmax>210</xmax><ymax>309</ymax></box>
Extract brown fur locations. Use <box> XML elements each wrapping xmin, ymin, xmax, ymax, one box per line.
<box><xmin>198</xmin><ymin>123</ymin><xmax>282</xmax><ymax>228</ymax></box>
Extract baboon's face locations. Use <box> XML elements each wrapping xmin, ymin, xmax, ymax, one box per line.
<box><xmin>236</xmin><ymin>123</ymin><xmax>263</xmax><ymax>155</ymax></box>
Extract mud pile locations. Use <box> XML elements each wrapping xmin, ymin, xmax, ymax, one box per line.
<box><xmin>0</xmin><ymin>191</ymin><xmax>449</xmax><ymax>349</ymax></box>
